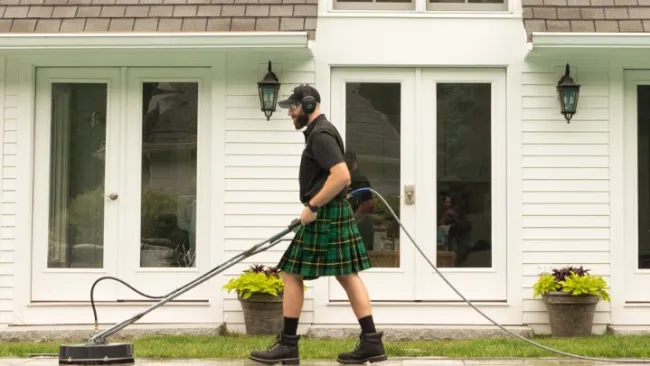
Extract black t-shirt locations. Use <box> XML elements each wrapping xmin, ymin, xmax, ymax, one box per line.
<box><xmin>299</xmin><ymin>115</ymin><xmax>348</xmax><ymax>204</ymax></box>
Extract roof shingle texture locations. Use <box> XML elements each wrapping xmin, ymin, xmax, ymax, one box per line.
<box><xmin>523</xmin><ymin>0</ymin><xmax>650</xmax><ymax>41</ymax></box>
<box><xmin>0</xmin><ymin>0</ymin><xmax>316</xmax><ymax>37</ymax></box>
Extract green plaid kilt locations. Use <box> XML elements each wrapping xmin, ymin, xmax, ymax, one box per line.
<box><xmin>277</xmin><ymin>198</ymin><xmax>372</xmax><ymax>280</ymax></box>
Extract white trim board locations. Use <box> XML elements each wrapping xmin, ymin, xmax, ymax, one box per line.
<box><xmin>531</xmin><ymin>33</ymin><xmax>650</xmax><ymax>50</ymax></box>
<box><xmin>0</xmin><ymin>32</ymin><xmax>310</xmax><ymax>50</ymax></box>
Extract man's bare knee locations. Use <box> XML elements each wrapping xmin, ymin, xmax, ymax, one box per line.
<box><xmin>283</xmin><ymin>272</ymin><xmax>304</xmax><ymax>284</ymax></box>
<box><xmin>336</xmin><ymin>273</ymin><xmax>358</xmax><ymax>287</ymax></box>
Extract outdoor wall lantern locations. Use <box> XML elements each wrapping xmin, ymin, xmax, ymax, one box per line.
<box><xmin>556</xmin><ymin>63</ymin><xmax>581</xmax><ymax>123</ymax></box>
<box><xmin>257</xmin><ymin>61</ymin><xmax>281</xmax><ymax>121</ymax></box>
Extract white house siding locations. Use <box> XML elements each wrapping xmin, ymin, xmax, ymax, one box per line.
<box><xmin>220</xmin><ymin>52</ymin><xmax>316</xmax><ymax>334</ymax></box>
<box><xmin>0</xmin><ymin>36</ymin><xmax>623</xmax><ymax>337</ymax></box>
<box><xmin>0</xmin><ymin>50</ymin><xmax>316</xmax><ymax>329</ymax></box>
<box><xmin>0</xmin><ymin>56</ymin><xmax>9</xmax><ymax>327</ymax></box>
<box><xmin>521</xmin><ymin>56</ymin><xmax>611</xmax><ymax>334</ymax></box>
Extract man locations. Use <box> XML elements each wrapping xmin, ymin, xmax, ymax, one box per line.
<box><xmin>248</xmin><ymin>84</ymin><xmax>387</xmax><ymax>365</ymax></box>
<box><xmin>345</xmin><ymin>151</ymin><xmax>375</xmax><ymax>250</ymax></box>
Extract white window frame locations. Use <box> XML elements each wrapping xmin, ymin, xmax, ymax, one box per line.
<box><xmin>334</xmin><ymin>0</ymin><xmax>414</xmax><ymax>11</ymax></box>
<box><xmin>332</xmin><ymin>0</ymin><xmax>508</xmax><ymax>12</ymax></box>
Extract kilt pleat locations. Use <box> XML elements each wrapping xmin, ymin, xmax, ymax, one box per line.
<box><xmin>277</xmin><ymin>198</ymin><xmax>372</xmax><ymax>280</ymax></box>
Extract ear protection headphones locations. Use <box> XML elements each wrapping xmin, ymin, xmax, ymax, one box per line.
<box><xmin>300</xmin><ymin>84</ymin><xmax>317</xmax><ymax>115</ymax></box>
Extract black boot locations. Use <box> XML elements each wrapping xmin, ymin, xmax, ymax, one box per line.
<box><xmin>336</xmin><ymin>331</ymin><xmax>388</xmax><ymax>364</ymax></box>
<box><xmin>249</xmin><ymin>333</ymin><xmax>300</xmax><ymax>365</ymax></box>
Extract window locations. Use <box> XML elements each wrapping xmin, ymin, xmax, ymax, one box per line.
<box><xmin>436</xmin><ymin>82</ymin><xmax>493</xmax><ymax>268</ymax></box>
<box><xmin>345</xmin><ymin>82</ymin><xmax>402</xmax><ymax>269</ymax></box>
<box><xmin>333</xmin><ymin>0</ymin><xmax>507</xmax><ymax>12</ymax></box>
<box><xmin>637</xmin><ymin>85</ymin><xmax>650</xmax><ymax>269</ymax></box>
<box><xmin>334</xmin><ymin>0</ymin><xmax>413</xmax><ymax>11</ymax></box>
<box><xmin>427</xmin><ymin>0</ymin><xmax>507</xmax><ymax>11</ymax></box>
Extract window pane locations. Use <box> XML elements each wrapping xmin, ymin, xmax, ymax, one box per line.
<box><xmin>338</xmin><ymin>0</ymin><xmax>412</xmax><ymax>2</ymax></box>
<box><xmin>638</xmin><ymin>85</ymin><xmax>650</xmax><ymax>269</ymax></box>
<box><xmin>345</xmin><ymin>82</ymin><xmax>401</xmax><ymax>269</ymax></box>
<box><xmin>47</xmin><ymin>83</ymin><xmax>107</xmax><ymax>269</ymax></box>
<box><xmin>140</xmin><ymin>82</ymin><xmax>198</xmax><ymax>268</ymax></box>
<box><xmin>436</xmin><ymin>83</ymin><xmax>492</xmax><ymax>268</ymax></box>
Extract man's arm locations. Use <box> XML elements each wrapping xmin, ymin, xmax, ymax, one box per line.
<box><xmin>308</xmin><ymin>132</ymin><xmax>351</xmax><ymax>208</ymax></box>
<box><xmin>309</xmin><ymin>162</ymin><xmax>350</xmax><ymax>208</ymax></box>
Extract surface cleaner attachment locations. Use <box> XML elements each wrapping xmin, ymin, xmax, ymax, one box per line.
<box><xmin>58</xmin><ymin>219</ymin><xmax>301</xmax><ymax>365</ymax></box>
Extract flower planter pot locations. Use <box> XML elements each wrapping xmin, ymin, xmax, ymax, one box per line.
<box><xmin>542</xmin><ymin>291</ymin><xmax>599</xmax><ymax>337</ymax></box>
<box><xmin>239</xmin><ymin>293</ymin><xmax>283</xmax><ymax>335</ymax></box>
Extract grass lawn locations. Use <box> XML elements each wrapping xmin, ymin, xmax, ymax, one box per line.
<box><xmin>3</xmin><ymin>334</ymin><xmax>650</xmax><ymax>359</ymax></box>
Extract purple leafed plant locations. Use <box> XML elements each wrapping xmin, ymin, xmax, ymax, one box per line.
<box><xmin>551</xmin><ymin>266</ymin><xmax>589</xmax><ymax>282</ymax></box>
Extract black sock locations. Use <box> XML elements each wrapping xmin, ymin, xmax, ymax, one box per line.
<box><xmin>283</xmin><ymin>317</ymin><xmax>299</xmax><ymax>335</ymax></box>
<box><xmin>359</xmin><ymin>315</ymin><xmax>376</xmax><ymax>334</ymax></box>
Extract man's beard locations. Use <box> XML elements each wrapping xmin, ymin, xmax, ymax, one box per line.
<box><xmin>293</xmin><ymin>113</ymin><xmax>309</xmax><ymax>130</ymax></box>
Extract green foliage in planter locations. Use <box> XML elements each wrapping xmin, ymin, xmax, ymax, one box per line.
<box><xmin>223</xmin><ymin>264</ymin><xmax>308</xmax><ymax>300</ymax></box>
<box><xmin>533</xmin><ymin>266</ymin><xmax>610</xmax><ymax>301</ymax></box>
<box><xmin>222</xmin><ymin>265</ymin><xmax>284</xmax><ymax>300</ymax></box>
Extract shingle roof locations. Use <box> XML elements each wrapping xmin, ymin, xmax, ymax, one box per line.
<box><xmin>523</xmin><ymin>1</ymin><xmax>650</xmax><ymax>41</ymax></box>
<box><xmin>0</xmin><ymin>0</ymin><xmax>316</xmax><ymax>36</ymax></box>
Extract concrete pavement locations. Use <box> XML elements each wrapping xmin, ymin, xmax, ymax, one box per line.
<box><xmin>3</xmin><ymin>357</ymin><xmax>650</xmax><ymax>366</ymax></box>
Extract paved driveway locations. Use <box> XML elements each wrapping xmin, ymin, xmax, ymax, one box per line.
<box><xmin>2</xmin><ymin>358</ymin><xmax>650</xmax><ymax>366</ymax></box>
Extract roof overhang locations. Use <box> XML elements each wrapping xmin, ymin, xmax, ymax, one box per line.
<box><xmin>0</xmin><ymin>31</ymin><xmax>311</xmax><ymax>50</ymax></box>
<box><xmin>530</xmin><ymin>32</ymin><xmax>650</xmax><ymax>51</ymax></box>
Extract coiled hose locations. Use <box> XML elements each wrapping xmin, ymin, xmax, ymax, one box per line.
<box><xmin>89</xmin><ymin>276</ymin><xmax>164</xmax><ymax>331</ymax></box>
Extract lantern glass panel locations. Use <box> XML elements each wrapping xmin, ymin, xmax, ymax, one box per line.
<box><xmin>260</xmin><ymin>85</ymin><xmax>277</xmax><ymax>110</ymax></box>
<box><xmin>560</xmin><ymin>87</ymin><xmax>579</xmax><ymax>113</ymax></box>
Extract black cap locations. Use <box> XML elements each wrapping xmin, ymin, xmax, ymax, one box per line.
<box><xmin>278</xmin><ymin>84</ymin><xmax>321</xmax><ymax>108</ymax></box>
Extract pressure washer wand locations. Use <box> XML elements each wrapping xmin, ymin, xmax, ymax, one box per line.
<box><xmin>88</xmin><ymin>218</ymin><xmax>301</xmax><ymax>345</ymax></box>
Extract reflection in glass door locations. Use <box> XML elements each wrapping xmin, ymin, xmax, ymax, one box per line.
<box><xmin>119</xmin><ymin>68</ymin><xmax>211</xmax><ymax>302</ymax></box>
<box><xmin>415</xmin><ymin>69</ymin><xmax>507</xmax><ymax>301</ymax></box>
<box><xmin>435</xmin><ymin>82</ymin><xmax>493</xmax><ymax>269</ymax></box>
<box><xmin>345</xmin><ymin>82</ymin><xmax>401</xmax><ymax>269</ymax></box>
<box><xmin>31</xmin><ymin>68</ymin><xmax>122</xmax><ymax>301</ymax></box>
<box><xmin>138</xmin><ymin>81</ymin><xmax>198</xmax><ymax>269</ymax></box>
<box><xmin>329</xmin><ymin>69</ymin><xmax>417</xmax><ymax>301</ymax></box>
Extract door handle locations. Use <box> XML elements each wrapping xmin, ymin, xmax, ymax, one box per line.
<box><xmin>106</xmin><ymin>193</ymin><xmax>118</xmax><ymax>201</ymax></box>
<box><xmin>404</xmin><ymin>185</ymin><xmax>415</xmax><ymax>205</ymax></box>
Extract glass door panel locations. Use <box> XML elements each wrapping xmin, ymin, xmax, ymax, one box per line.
<box><xmin>138</xmin><ymin>81</ymin><xmax>198</xmax><ymax>269</ymax></box>
<box><xmin>118</xmin><ymin>68</ymin><xmax>211</xmax><ymax>301</ymax></box>
<box><xmin>415</xmin><ymin>68</ymin><xmax>508</xmax><ymax>301</ymax></box>
<box><xmin>31</xmin><ymin>68</ymin><xmax>122</xmax><ymax>301</ymax></box>
<box><xmin>623</xmin><ymin>71</ymin><xmax>650</xmax><ymax>305</ymax></box>
<box><xmin>329</xmin><ymin>68</ymin><xmax>417</xmax><ymax>301</ymax></box>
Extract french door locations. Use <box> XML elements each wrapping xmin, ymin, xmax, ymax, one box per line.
<box><xmin>32</xmin><ymin>68</ymin><xmax>122</xmax><ymax>301</ymax></box>
<box><xmin>414</xmin><ymin>68</ymin><xmax>507</xmax><ymax>301</ymax></box>
<box><xmin>618</xmin><ymin>70</ymin><xmax>650</xmax><ymax>323</ymax></box>
<box><xmin>328</xmin><ymin>67</ymin><xmax>507</xmax><ymax>302</ymax></box>
<box><xmin>31</xmin><ymin>67</ymin><xmax>212</xmax><ymax>304</ymax></box>
<box><xmin>329</xmin><ymin>68</ymin><xmax>418</xmax><ymax>301</ymax></box>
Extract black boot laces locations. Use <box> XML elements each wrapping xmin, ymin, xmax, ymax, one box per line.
<box><xmin>351</xmin><ymin>333</ymin><xmax>366</xmax><ymax>354</ymax></box>
<box><xmin>266</xmin><ymin>335</ymin><xmax>282</xmax><ymax>351</ymax></box>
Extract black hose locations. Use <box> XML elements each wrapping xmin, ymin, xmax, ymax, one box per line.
<box><xmin>350</xmin><ymin>187</ymin><xmax>650</xmax><ymax>364</ymax></box>
<box><xmin>90</xmin><ymin>276</ymin><xmax>165</xmax><ymax>329</ymax></box>
<box><xmin>88</xmin><ymin>229</ymin><xmax>299</xmax><ymax>330</ymax></box>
